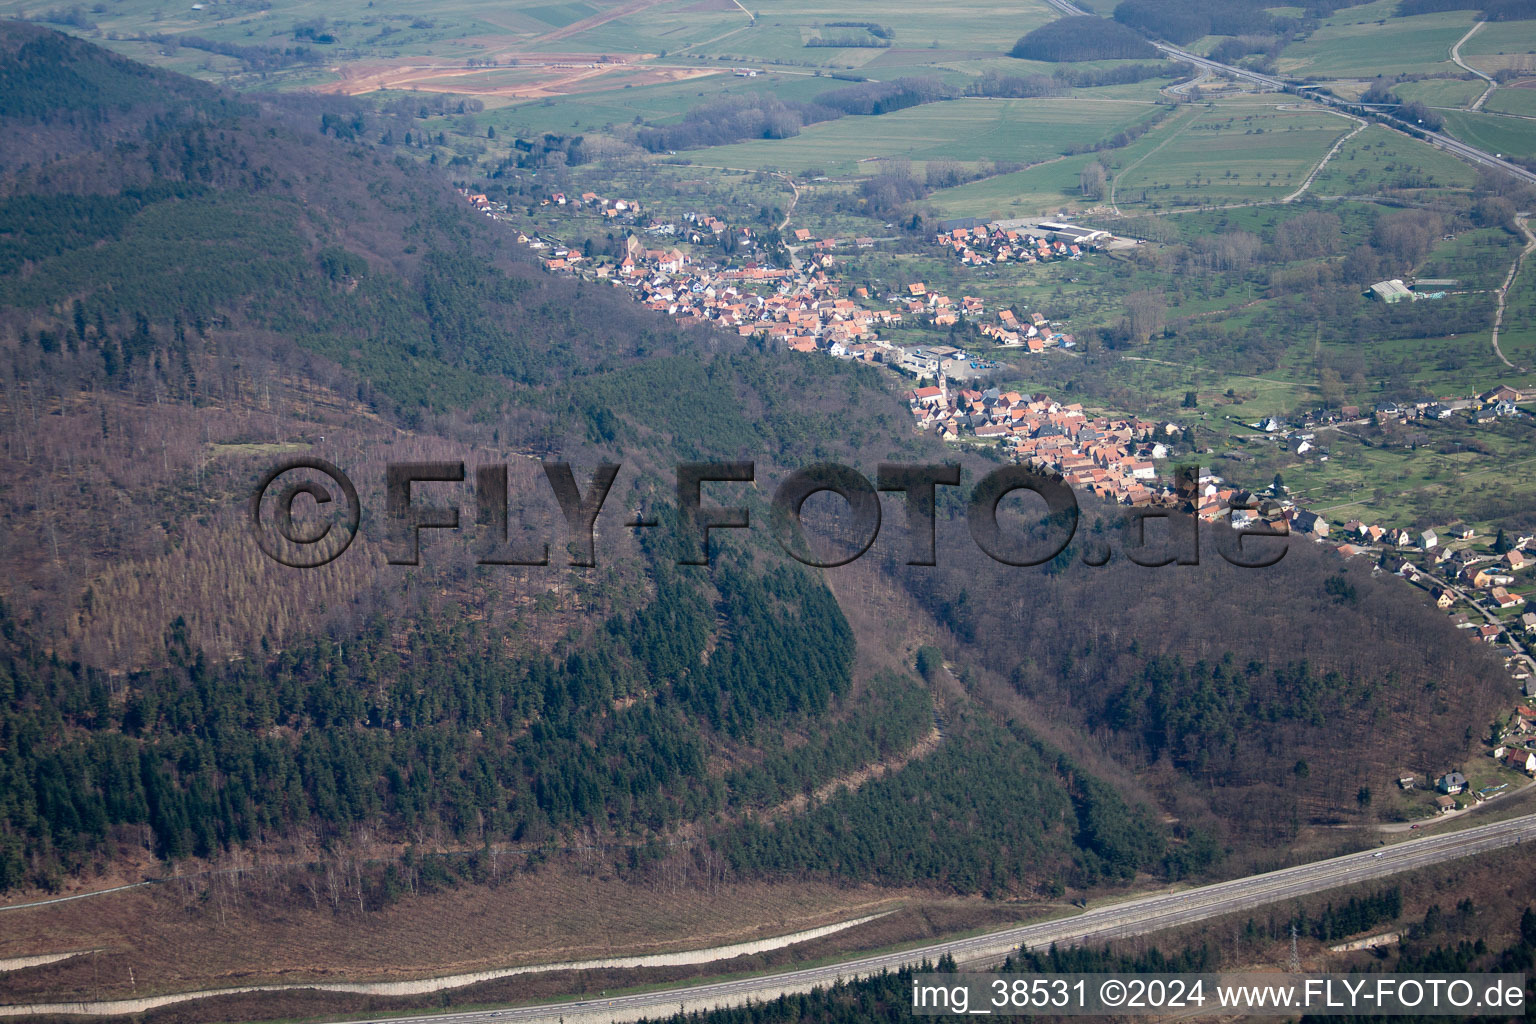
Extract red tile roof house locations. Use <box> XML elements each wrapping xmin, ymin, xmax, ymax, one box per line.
<box><xmin>1505</xmin><ymin>748</ymin><xmax>1536</xmax><ymax>773</ymax></box>
<box><xmin>1491</xmin><ymin>587</ymin><xmax>1525</xmax><ymax>609</ymax></box>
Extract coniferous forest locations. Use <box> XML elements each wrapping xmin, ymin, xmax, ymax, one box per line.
<box><xmin>0</xmin><ymin>22</ymin><xmax>1516</xmax><ymax>926</ymax></box>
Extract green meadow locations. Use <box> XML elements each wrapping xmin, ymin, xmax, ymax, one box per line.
<box><xmin>1481</xmin><ymin>86</ymin><xmax>1536</xmax><ymax>118</ymax></box>
<box><xmin>1276</xmin><ymin>4</ymin><xmax>1475</xmax><ymax>79</ymax></box>
<box><xmin>921</xmin><ymin>153</ymin><xmax>1101</xmax><ymax>218</ymax></box>
<box><xmin>1305</xmin><ymin>125</ymin><xmax>1477</xmax><ymax>193</ymax></box>
<box><xmin>1457</xmin><ymin>18</ymin><xmax>1536</xmax><ymax>61</ymax></box>
<box><xmin>688</xmin><ymin>97</ymin><xmax>1159</xmax><ymax>176</ymax></box>
<box><xmin>1392</xmin><ymin>78</ymin><xmax>1486</xmax><ymax>110</ymax></box>
<box><xmin>1440</xmin><ymin>109</ymin><xmax>1536</xmax><ymax>163</ymax></box>
<box><xmin>1111</xmin><ymin>100</ymin><xmax>1354</xmax><ymax>208</ymax></box>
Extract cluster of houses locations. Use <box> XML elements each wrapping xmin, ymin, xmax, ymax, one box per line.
<box><xmin>791</xmin><ymin>227</ymin><xmax>877</xmax><ymax>250</ymax></box>
<box><xmin>464</xmin><ymin>188</ymin><xmax>646</xmax><ymax>222</ymax></box>
<box><xmin>1367</xmin><ymin>385</ymin><xmax>1530</xmax><ymax>428</ymax></box>
<box><xmin>907</xmin><ymin>383</ymin><xmax>1182</xmax><ymax>506</ymax></box>
<box><xmin>514</xmin><ymin>205</ymin><xmax>1084</xmax><ymax>374</ymax></box>
<box><xmin>643</xmin><ymin>210</ymin><xmax>769</xmax><ymax>250</ymax></box>
<box><xmin>1284</xmin><ymin>505</ymin><xmax>1536</xmax><ymax>646</ymax></box>
<box><xmin>934</xmin><ymin>222</ymin><xmax>1091</xmax><ymax>267</ymax></box>
<box><xmin>488</xmin><ymin>184</ymin><xmax>1104</xmax><ymax>374</ymax></box>
<box><xmin>525</xmin><ymin>231</ymin><xmax>926</xmax><ymax>359</ymax></box>
<box><xmin>601</xmin><ymin>235</ymin><xmax>900</xmax><ymax>351</ymax></box>
<box><xmin>1254</xmin><ymin>386</ymin><xmax>1532</xmax><ymax>445</ymax></box>
<box><xmin>977</xmin><ymin>305</ymin><xmax>1076</xmax><ymax>352</ymax></box>
<box><xmin>1420</xmin><ymin>704</ymin><xmax>1536</xmax><ymax>813</ymax></box>
<box><xmin>1493</xmin><ymin>704</ymin><xmax>1536</xmax><ymax>774</ymax></box>
<box><xmin>543</xmin><ymin>190</ymin><xmax>644</xmax><ymax>220</ymax></box>
<box><xmin>914</xmin><ymin>378</ymin><xmax>1317</xmax><ymax>521</ymax></box>
<box><xmin>462</xmin><ymin>187</ymin><xmax>652</xmax><ymax>231</ymax></box>
<box><xmin>462</xmin><ymin>191</ymin><xmax>509</xmax><ymax>218</ymax></box>
<box><xmin>891</xmin><ymin>282</ymin><xmax>987</xmax><ymax>330</ymax></box>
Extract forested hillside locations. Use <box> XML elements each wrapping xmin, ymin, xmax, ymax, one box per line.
<box><xmin>0</xmin><ymin>23</ymin><xmax>1176</xmax><ymax>900</ymax></box>
<box><xmin>889</xmin><ymin>509</ymin><xmax>1507</xmax><ymax>849</ymax></box>
<box><xmin>0</xmin><ymin>22</ymin><xmax>1515</xmax><ymax>912</ymax></box>
<box><xmin>0</xmin><ymin>562</ymin><xmax>863</xmax><ymax>886</ymax></box>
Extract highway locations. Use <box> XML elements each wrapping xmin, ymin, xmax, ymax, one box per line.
<box><xmin>1036</xmin><ymin>0</ymin><xmax>1536</xmax><ymax>186</ymax></box>
<box><xmin>300</xmin><ymin>813</ymin><xmax>1536</xmax><ymax>1024</ymax></box>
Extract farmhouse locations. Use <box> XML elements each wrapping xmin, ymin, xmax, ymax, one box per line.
<box><xmin>1436</xmin><ymin>771</ymin><xmax>1467</xmax><ymax>794</ymax></box>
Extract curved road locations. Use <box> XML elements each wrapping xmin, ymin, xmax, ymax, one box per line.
<box><xmin>1450</xmin><ymin>21</ymin><xmax>1495</xmax><ymax>111</ymax></box>
<box><xmin>9</xmin><ymin>813</ymin><xmax>1535</xmax><ymax>1022</ymax></box>
<box><xmin>311</xmin><ymin>813</ymin><xmax>1536</xmax><ymax>1024</ymax></box>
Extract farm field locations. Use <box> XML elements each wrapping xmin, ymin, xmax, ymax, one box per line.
<box><xmin>555</xmin><ymin>0</ymin><xmax>1055</xmax><ymax>65</ymax></box>
<box><xmin>1457</xmin><ymin>17</ymin><xmax>1536</xmax><ymax>61</ymax></box>
<box><xmin>1481</xmin><ymin>86</ymin><xmax>1536</xmax><ymax>117</ymax></box>
<box><xmin>691</xmin><ymin>0</ymin><xmax>1054</xmax><ymax>57</ymax></box>
<box><xmin>1111</xmin><ymin>100</ymin><xmax>1354</xmax><ymax>209</ymax></box>
<box><xmin>1416</xmin><ymin>226</ymin><xmax>1525</xmax><ymax>295</ymax></box>
<box><xmin>6</xmin><ymin>0</ymin><xmax>518</xmax><ymax>56</ymax></box>
<box><xmin>921</xmin><ymin>152</ymin><xmax>1103</xmax><ymax>218</ymax></box>
<box><xmin>917</xmin><ymin>98</ymin><xmax>1348</xmax><ymax>218</ymax></box>
<box><xmin>1276</xmin><ymin>7</ymin><xmax>1475</xmax><ymax>78</ymax></box>
<box><xmin>1305</xmin><ymin>125</ymin><xmax>1478</xmax><ymax>193</ymax></box>
<box><xmin>1392</xmin><ymin>77</ymin><xmax>1485</xmax><ymax>110</ymax></box>
<box><xmin>1440</xmin><ymin>109</ymin><xmax>1536</xmax><ymax>163</ymax></box>
<box><xmin>1071</xmin><ymin>335</ymin><xmax>1536</xmax><ymax>534</ymax></box>
<box><xmin>0</xmin><ymin>0</ymin><xmax>1067</xmax><ymax>83</ymax></box>
<box><xmin>542</xmin><ymin>0</ymin><xmax>748</xmax><ymax>55</ymax></box>
<box><xmin>475</xmin><ymin>71</ymin><xmax>833</xmax><ymax>135</ymax></box>
<box><xmin>687</xmin><ymin>97</ymin><xmax>1160</xmax><ymax>176</ymax></box>
<box><xmin>1235</xmin><ymin>424</ymin><xmax>1536</xmax><ymax>535</ymax></box>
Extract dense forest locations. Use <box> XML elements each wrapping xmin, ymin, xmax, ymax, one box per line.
<box><xmin>0</xmin><ymin>560</ymin><xmax>862</xmax><ymax>889</ymax></box>
<box><xmin>814</xmin><ymin>78</ymin><xmax>958</xmax><ymax>117</ymax></box>
<box><xmin>1113</xmin><ymin>0</ymin><xmax>1276</xmax><ymax>44</ymax></box>
<box><xmin>966</xmin><ymin>63</ymin><xmax>1182</xmax><ymax>100</ymax></box>
<box><xmin>635</xmin><ymin>95</ymin><xmax>840</xmax><ymax>153</ymax></box>
<box><xmin>1010</xmin><ymin>16</ymin><xmax>1158</xmax><ymax>61</ymax></box>
<box><xmin>715</xmin><ymin>713</ymin><xmax>1180</xmax><ymax>893</ymax></box>
<box><xmin>891</xmin><ymin>508</ymin><xmax>1509</xmax><ymax>845</ymax></box>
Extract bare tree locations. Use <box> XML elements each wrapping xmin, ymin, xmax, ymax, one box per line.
<box><xmin>1122</xmin><ymin>290</ymin><xmax>1166</xmax><ymax>344</ymax></box>
<box><xmin>1079</xmin><ymin>161</ymin><xmax>1108</xmax><ymax>200</ymax></box>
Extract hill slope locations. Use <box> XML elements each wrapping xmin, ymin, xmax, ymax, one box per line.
<box><xmin>0</xmin><ymin>23</ymin><xmax>1515</xmax><ymax>918</ymax></box>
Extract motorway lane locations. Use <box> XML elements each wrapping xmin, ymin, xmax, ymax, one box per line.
<box><xmin>317</xmin><ymin>813</ymin><xmax>1536</xmax><ymax>1024</ymax></box>
<box><xmin>1035</xmin><ymin>0</ymin><xmax>1536</xmax><ymax>186</ymax></box>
